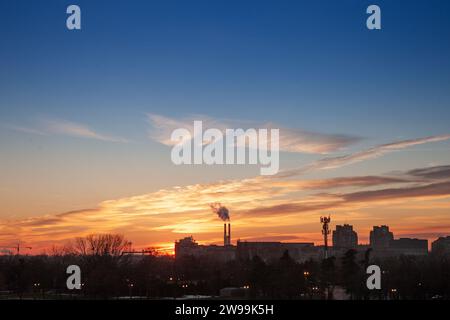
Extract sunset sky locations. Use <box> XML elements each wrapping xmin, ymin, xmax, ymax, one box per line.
<box><xmin>1</xmin><ymin>1</ymin><xmax>450</xmax><ymax>254</ymax></box>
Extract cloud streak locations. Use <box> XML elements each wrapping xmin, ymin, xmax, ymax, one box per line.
<box><xmin>340</xmin><ymin>181</ymin><xmax>450</xmax><ymax>203</ymax></box>
<box><xmin>275</xmin><ymin>134</ymin><xmax>450</xmax><ymax>178</ymax></box>
<box><xmin>407</xmin><ymin>165</ymin><xmax>450</xmax><ymax>180</ymax></box>
<box><xmin>44</xmin><ymin>119</ymin><xmax>129</xmax><ymax>142</ymax></box>
<box><xmin>147</xmin><ymin>113</ymin><xmax>361</xmax><ymax>154</ymax></box>
<box><xmin>7</xmin><ymin>119</ymin><xmax>129</xmax><ymax>143</ymax></box>
<box><xmin>6</xmin><ymin>125</ymin><xmax>48</xmax><ymax>136</ymax></box>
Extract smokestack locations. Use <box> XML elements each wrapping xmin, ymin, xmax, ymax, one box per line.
<box><xmin>224</xmin><ymin>223</ymin><xmax>227</xmax><ymax>246</ymax></box>
<box><xmin>210</xmin><ymin>203</ymin><xmax>231</xmax><ymax>246</ymax></box>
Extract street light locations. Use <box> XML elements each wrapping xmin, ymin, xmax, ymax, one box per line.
<box><xmin>33</xmin><ymin>283</ymin><xmax>41</xmax><ymax>300</ymax></box>
<box><xmin>128</xmin><ymin>283</ymin><xmax>134</xmax><ymax>298</ymax></box>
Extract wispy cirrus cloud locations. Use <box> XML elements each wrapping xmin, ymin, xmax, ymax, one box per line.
<box><xmin>275</xmin><ymin>134</ymin><xmax>450</xmax><ymax>178</ymax></box>
<box><xmin>5</xmin><ymin>125</ymin><xmax>48</xmax><ymax>136</ymax></box>
<box><xmin>340</xmin><ymin>180</ymin><xmax>450</xmax><ymax>203</ymax></box>
<box><xmin>43</xmin><ymin>119</ymin><xmax>129</xmax><ymax>143</ymax></box>
<box><xmin>238</xmin><ymin>177</ymin><xmax>450</xmax><ymax>219</ymax></box>
<box><xmin>8</xmin><ymin>119</ymin><xmax>129</xmax><ymax>143</ymax></box>
<box><xmin>407</xmin><ymin>165</ymin><xmax>450</xmax><ymax>180</ymax></box>
<box><xmin>147</xmin><ymin>113</ymin><xmax>361</xmax><ymax>154</ymax></box>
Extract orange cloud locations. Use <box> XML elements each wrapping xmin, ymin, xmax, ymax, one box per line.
<box><xmin>1</xmin><ymin>166</ymin><xmax>450</xmax><ymax>254</ymax></box>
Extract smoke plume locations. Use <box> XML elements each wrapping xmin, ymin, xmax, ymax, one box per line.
<box><xmin>210</xmin><ymin>203</ymin><xmax>230</xmax><ymax>221</ymax></box>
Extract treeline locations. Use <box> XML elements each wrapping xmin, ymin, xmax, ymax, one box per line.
<box><xmin>176</xmin><ymin>249</ymin><xmax>450</xmax><ymax>300</ymax></box>
<box><xmin>0</xmin><ymin>235</ymin><xmax>449</xmax><ymax>299</ymax></box>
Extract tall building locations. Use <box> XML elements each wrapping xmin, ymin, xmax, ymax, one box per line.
<box><xmin>389</xmin><ymin>238</ymin><xmax>428</xmax><ymax>256</ymax></box>
<box><xmin>432</xmin><ymin>236</ymin><xmax>450</xmax><ymax>256</ymax></box>
<box><xmin>332</xmin><ymin>224</ymin><xmax>358</xmax><ymax>249</ymax></box>
<box><xmin>370</xmin><ymin>225</ymin><xmax>394</xmax><ymax>249</ymax></box>
<box><xmin>369</xmin><ymin>226</ymin><xmax>428</xmax><ymax>257</ymax></box>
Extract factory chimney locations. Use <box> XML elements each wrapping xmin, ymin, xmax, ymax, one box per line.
<box><xmin>224</xmin><ymin>223</ymin><xmax>227</xmax><ymax>246</ymax></box>
<box><xmin>223</xmin><ymin>223</ymin><xmax>231</xmax><ymax>246</ymax></box>
<box><xmin>210</xmin><ymin>203</ymin><xmax>231</xmax><ymax>246</ymax></box>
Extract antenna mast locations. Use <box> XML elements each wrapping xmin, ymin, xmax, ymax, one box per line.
<box><xmin>320</xmin><ymin>215</ymin><xmax>331</xmax><ymax>259</ymax></box>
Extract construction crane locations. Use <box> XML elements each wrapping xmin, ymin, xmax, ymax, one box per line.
<box><xmin>1</xmin><ymin>243</ymin><xmax>32</xmax><ymax>255</ymax></box>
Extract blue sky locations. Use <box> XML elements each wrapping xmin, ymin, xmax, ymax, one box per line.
<box><xmin>2</xmin><ymin>0</ymin><xmax>450</xmax><ymax>136</ymax></box>
<box><xmin>1</xmin><ymin>0</ymin><xmax>450</xmax><ymax>222</ymax></box>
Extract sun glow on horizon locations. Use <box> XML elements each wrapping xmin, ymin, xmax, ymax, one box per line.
<box><xmin>1</xmin><ymin>163</ymin><xmax>450</xmax><ymax>254</ymax></box>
